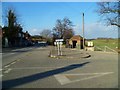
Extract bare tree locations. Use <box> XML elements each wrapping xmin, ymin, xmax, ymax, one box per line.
<box><xmin>40</xmin><ymin>29</ymin><xmax>54</xmax><ymax>44</ymax></box>
<box><xmin>53</xmin><ymin>19</ymin><xmax>63</xmax><ymax>38</ymax></box>
<box><xmin>63</xmin><ymin>29</ymin><xmax>74</xmax><ymax>40</ymax></box>
<box><xmin>96</xmin><ymin>1</ymin><xmax>120</xmax><ymax>27</ymax></box>
<box><xmin>40</xmin><ymin>29</ymin><xmax>52</xmax><ymax>39</ymax></box>
<box><xmin>53</xmin><ymin>17</ymin><xmax>74</xmax><ymax>40</ymax></box>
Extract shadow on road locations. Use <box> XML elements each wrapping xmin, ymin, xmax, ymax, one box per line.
<box><xmin>2</xmin><ymin>62</ymin><xmax>90</xmax><ymax>89</ymax></box>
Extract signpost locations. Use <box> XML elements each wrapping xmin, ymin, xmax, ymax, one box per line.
<box><xmin>55</xmin><ymin>39</ymin><xmax>63</xmax><ymax>56</ymax></box>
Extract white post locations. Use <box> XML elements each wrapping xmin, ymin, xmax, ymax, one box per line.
<box><xmin>104</xmin><ymin>46</ymin><xmax>106</xmax><ymax>52</ymax></box>
<box><xmin>5</xmin><ymin>37</ymin><xmax>8</xmax><ymax>47</ymax></box>
<box><xmin>60</xmin><ymin>43</ymin><xmax>62</xmax><ymax>55</ymax></box>
<box><xmin>55</xmin><ymin>39</ymin><xmax>63</xmax><ymax>56</ymax></box>
<box><xmin>57</xmin><ymin>42</ymin><xmax>60</xmax><ymax>55</ymax></box>
<box><xmin>55</xmin><ymin>42</ymin><xmax>57</xmax><ymax>50</ymax></box>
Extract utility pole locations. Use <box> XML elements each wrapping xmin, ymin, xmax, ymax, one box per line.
<box><xmin>82</xmin><ymin>13</ymin><xmax>85</xmax><ymax>49</ymax></box>
<box><xmin>118</xmin><ymin>1</ymin><xmax>120</xmax><ymax>30</ymax></box>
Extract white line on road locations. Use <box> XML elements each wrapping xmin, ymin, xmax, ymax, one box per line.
<box><xmin>68</xmin><ymin>72</ymin><xmax>114</xmax><ymax>84</ymax></box>
<box><xmin>10</xmin><ymin>62</ymin><xmax>16</xmax><ymax>65</ymax></box>
<box><xmin>4</xmin><ymin>68</ymin><xmax>12</xmax><ymax>74</ymax></box>
<box><xmin>61</xmin><ymin>72</ymin><xmax>114</xmax><ymax>76</ymax></box>
<box><xmin>3</xmin><ymin>53</ymin><xmax>15</xmax><ymax>55</ymax></box>
<box><xmin>4</xmin><ymin>65</ymin><xmax>10</xmax><ymax>68</ymax></box>
<box><xmin>12</xmin><ymin>49</ymin><xmax>25</xmax><ymax>51</ymax></box>
<box><xmin>11</xmin><ymin>47</ymin><xmax>34</xmax><ymax>52</ymax></box>
<box><xmin>54</xmin><ymin>72</ymin><xmax>114</xmax><ymax>85</ymax></box>
<box><xmin>10</xmin><ymin>66</ymin><xmax>65</xmax><ymax>70</ymax></box>
<box><xmin>2</xmin><ymin>53</ymin><xmax>15</xmax><ymax>57</ymax></box>
<box><xmin>54</xmin><ymin>74</ymin><xmax>71</xmax><ymax>85</ymax></box>
<box><xmin>16</xmin><ymin>59</ymin><xmax>20</xmax><ymax>61</ymax></box>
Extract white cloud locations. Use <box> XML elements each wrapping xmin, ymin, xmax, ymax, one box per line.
<box><xmin>29</xmin><ymin>29</ymin><xmax>40</xmax><ymax>36</ymax></box>
<box><xmin>73</xmin><ymin>24</ymin><xmax>82</xmax><ymax>35</ymax></box>
<box><xmin>29</xmin><ymin>23</ymin><xmax>118</xmax><ymax>38</ymax></box>
<box><xmin>73</xmin><ymin>22</ymin><xmax>118</xmax><ymax>39</ymax></box>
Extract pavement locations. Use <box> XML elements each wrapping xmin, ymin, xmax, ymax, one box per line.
<box><xmin>2</xmin><ymin>46</ymin><xmax>34</xmax><ymax>53</ymax></box>
<box><xmin>2</xmin><ymin>46</ymin><xmax>37</xmax><ymax>66</ymax></box>
<box><xmin>49</xmin><ymin>46</ymin><xmax>91</xmax><ymax>59</ymax></box>
<box><xmin>1</xmin><ymin>46</ymin><xmax>118</xmax><ymax>88</ymax></box>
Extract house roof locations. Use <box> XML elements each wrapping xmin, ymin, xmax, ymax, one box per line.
<box><xmin>70</xmin><ymin>35</ymin><xmax>83</xmax><ymax>41</ymax></box>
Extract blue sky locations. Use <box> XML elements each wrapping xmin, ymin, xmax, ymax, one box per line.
<box><xmin>2</xmin><ymin>2</ymin><xmax>118</xmax><ymax>39</ymax></box>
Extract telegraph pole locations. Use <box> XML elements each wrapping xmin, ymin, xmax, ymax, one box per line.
<box><xmin>118</xmin><ymin>1</ymin><xmax>120</xmax><ymax>30</ymax></box>
<box><xmin>82</xmin><ymin>13</ymin><xmax>85</xmax><ymax>49</ymax></box>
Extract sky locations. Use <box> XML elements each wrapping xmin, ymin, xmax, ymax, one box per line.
<box><xmin>2</xmin><ymin>2</ymin><xmax>118</xmax><ymax>39</ymax></box>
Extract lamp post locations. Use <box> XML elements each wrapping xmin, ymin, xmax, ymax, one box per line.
<box><xmin>82</xmin><ymin>13</ymin><xmax>85</xmax><ymax>49</ymax></box>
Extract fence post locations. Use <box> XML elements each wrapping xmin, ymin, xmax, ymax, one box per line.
<box><xmin>104</xmin><ymin>46</ymin><xmax>106</xmax><ymax>52</ymax></box>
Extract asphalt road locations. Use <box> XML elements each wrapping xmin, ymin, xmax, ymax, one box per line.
<box><xmin>1</xmin><ymin>46</ymin><xmax>118</xmax><ymax>89</ymax></box>
<box><xmin>2</xmin><ymin>47</ymin><xmax>36</xmax><ymax>66</ymax></box>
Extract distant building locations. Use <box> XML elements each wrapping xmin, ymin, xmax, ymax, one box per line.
<box><xmin>2</xmin><ymin>26</ymin><xmax>32</xmax><ymax>47</ymax></box>
<box><xmin>69</xmin><ymin>35</ymin><xmax>84</xmax><ymax>49</ymax></box>
<box><xmin>31</xmin><ymin>35</ymin><xmax>46</xmax><ymax>43</ymax></box>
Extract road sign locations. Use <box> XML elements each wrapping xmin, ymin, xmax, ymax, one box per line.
<box><xmin>88</xmin><ymin>41</ymin><xmax>94</xmax><ymax>47</ymax></box>
<box><xmin>55</xmin><ymin>39</ymin><xmax>64</xmax><ymax>42</ymax></box>
<box><xmin>55</xmin><ymin>39</ymin><xmax>63</xmax><ymax>56</ymax></box>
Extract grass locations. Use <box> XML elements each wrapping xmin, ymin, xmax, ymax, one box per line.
<box><xmin>90</xmin><ymin>39</ymin><xmax>118</xmax><ymax>51</ymax></box>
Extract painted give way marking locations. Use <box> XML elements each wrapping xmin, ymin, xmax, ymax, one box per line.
<box><xmin>54</xmin><ymin>72</ymin><xmax>114</xmax><ymax>85</ymax></box>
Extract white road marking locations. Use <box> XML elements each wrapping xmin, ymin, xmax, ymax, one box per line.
<box><xmin>0</xmin><ymin>69</ymin><xmax>2</xmax><ymax>71</ymax></box>
<box><xmin>68</xmin><ymin>72</ymin><xmax>114</xmax><ymax>84</ymax></box>
<box><xmin>12</xmin><ymin>49</ymin><xmax>25</xmax><ymax>51</ymax></box>
<box><xmin>2</xmin><ymin>53</ymin><xmax>15</xmax><ymax>57</ymax></box>
<box><xmin>4</xmin><ymin>68</ymin><xmax>12</xmax><ymax>74</ymax></box>
<box><xmin>37</xmin><ymin>48</ymin><xmax>47</xmax><ymax>50</ymax></box>
<box><xmin>10</xmin><ymin>66</ymin><xmax>64</xmax><ymax>70</ymax></box>
<box><xmin>54</xmin><ymin>72</ymin><xmax>114</xmax><ymax>85</ymax></box>
<box><xmin>8</xmin><ymin>53</ymin><xmax>15</xmax><ymax>55</ymax></box>
<box><xmin>17</xmin><ymin>59</ymin><xmax>20</xmax><ymax>61</ymax></box>
<box><xmin>61</xmin><ymin>72</ymin><xmax>114</xmax><ymax>75</ymax></box>
<box><xmin>12</xmin><ymin>47</ymin><xmax>33</xmax><ymax>52</ymax></box>
<box><xmin>10</xmin><ymin>62</ymin><xmax>16</xmax><ymax>65</ymax></box>
<box><xmin>4</xmin><ymin>65</ymin><xmax>10</xmax><ymax>68</ymax></box>
<box><xmin>54</xmin><ymin>74</ymin><xmax>71</xmax><ymax>85</ymax></box>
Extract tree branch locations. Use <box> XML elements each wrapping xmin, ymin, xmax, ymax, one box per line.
<box><xmin>111</xmin><ymin>23</ymin><xmax>120</xmax><ymax>27</ymax></box>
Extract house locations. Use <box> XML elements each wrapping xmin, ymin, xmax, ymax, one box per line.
<box><xmin>69</xmin><ymin>35</ymin><xmax>84</xmax><ymax>49</ymax></box>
